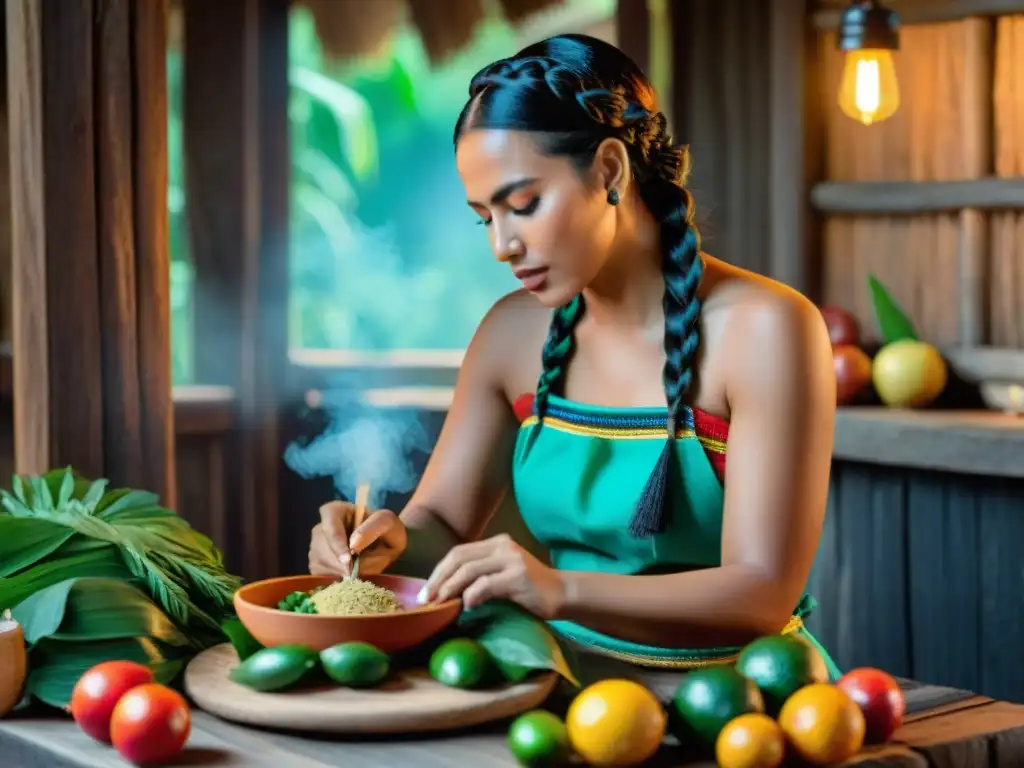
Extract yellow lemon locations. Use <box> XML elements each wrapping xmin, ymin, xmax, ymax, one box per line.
<box><xmin>715</xmin><ymin>713</ymin><xmax>785</xmax><ymax>768</ymax></box>
<box><xmin>566</xmin><ymin>679</ymin><xmax>666</xmax><ymax>766</ymax></box>
<box><xmin>871</xmin><ymin>340</ymin><xmax>948</xmax><ymax>408</ymax></box>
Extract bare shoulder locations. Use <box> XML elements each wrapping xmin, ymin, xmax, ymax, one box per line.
<box><xmin>469</xmin><ymin>288</ymin><xmax>551</xmax><ymax>400</ymax></box>
<box><xmin>700</xmin><ymin>257</ymin><xmax>834</xmax><ymax>407</ymax></box>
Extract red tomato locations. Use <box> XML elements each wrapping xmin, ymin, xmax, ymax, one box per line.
<box><xmin>834</xmin><ymin>345</ymin><xmax>873</xmax><ymax>405</ymax></box>
<box><xmin>110</xmin><ymin>683</ymin><xmax>191</xmax><ymax>766</ymax></box>
<box><xmin>70</xmin><ymin>661</ymin><xmax>154</xmax><ymax>743</ymax></box>
<box><xmin>820</xmin><ymin>305</ymin><xmax>861</xmax><ymax>348</ymax></box>
<box><xmin>836</xmin><ymin>667</ymin><xmax>906</xmax><ymax>744</ymax></box>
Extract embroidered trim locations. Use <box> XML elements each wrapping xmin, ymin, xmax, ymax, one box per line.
<box><xmin>556</xmin><ymin>616</ymin><xmax>804</xmax><ymax>669</ymax></box>
<box><xmin>521</xmin><ymin>410</ymin><xmax>727</xmax><ymax>454</ymax></box>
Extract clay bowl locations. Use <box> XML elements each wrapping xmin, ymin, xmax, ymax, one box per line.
<box><xmin>234</xmin><ymin>574</ymin><xmax>462</xmax><ymax>654</ymax></box>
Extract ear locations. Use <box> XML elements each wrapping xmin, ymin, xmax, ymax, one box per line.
<box><xmin>590</xmin><ymin>138</ymin><xmax>632</xmax><ymax>197</ymax></box>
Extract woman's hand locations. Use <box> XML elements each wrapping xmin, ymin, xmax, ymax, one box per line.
<box><xmin>308</xmin><ymin>500</ymin><xmax>408</xmax><ymax>578</ymax></box>
<box><xmin>418</xmin><ymin>534</ymin><xmax>565</xmax><ymax>618</ymax></box>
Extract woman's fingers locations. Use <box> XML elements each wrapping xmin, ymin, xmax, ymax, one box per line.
<box><xmin>419</xmin><ymin>536</ymin><xmax>509</xmax><ymax>603</ymax></box>
<box><xmin>349</xmin><ymin>509</ymin><xmax>406</xmax><ymax>555</ymax></box>
<box><xmin>433</xmin><ymin>554</ymin><xmax>506</xmax><ymax>603</ymax></box>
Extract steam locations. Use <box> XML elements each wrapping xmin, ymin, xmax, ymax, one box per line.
<box><xmin>283</xmin><ymin>392</ymin><xmax>434</xmax><ymax>510</ymax></box>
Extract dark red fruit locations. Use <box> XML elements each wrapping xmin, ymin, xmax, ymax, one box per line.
<box><xmin>821</xmin><ymin>306</ymin><xmax>861</xmax><ymax>348</ymax></box>
<box><xmin>70</xmin><ymin>661</ymin><xmax>155</xmax><ymax>743</ymax></box>
<box><xmin>836</xmin><ymin>667</ymin><xmax>905</xmax><ymax>744</ymax></box>
<box><xmin>833</xmin><ymin>345</ymin><xmax>873</xmax><ymax>405</ymax></box>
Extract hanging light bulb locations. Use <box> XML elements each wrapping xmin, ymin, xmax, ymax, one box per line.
<box><xmin>837</xmin><ymin>1</ymin><xmax>902</xmax><ymax>126</ymax></box>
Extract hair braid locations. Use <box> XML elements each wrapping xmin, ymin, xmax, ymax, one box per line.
<box><xmin>453</xmin><ymin>34</ymin><xmax>705</xmax><ymax>537</ymax></box>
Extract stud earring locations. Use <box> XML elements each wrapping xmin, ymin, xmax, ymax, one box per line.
<box><xmin>607</xmin><ymin>188</ymin><xmax>621</xmax><ymax>206</ymax></box>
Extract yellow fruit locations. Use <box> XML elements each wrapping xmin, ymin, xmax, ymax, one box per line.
<box><xmin>778</xmin><ymin>683</ymin><xmax>866</xmax><ymax>765</ymax></box>
<box><xmin>566</xmin><ymin>679</ymin><xmax>666</xmax><ymax>766</ymax></box>
<box><xmin>715</xmin><ymin>713</ymin><xmax>785</xmax><ymax>768</ymax></box>
<box><xmin>871</xmin><ymin>340</ymin><xmax>948</xmax><ymax>407</ymax></box>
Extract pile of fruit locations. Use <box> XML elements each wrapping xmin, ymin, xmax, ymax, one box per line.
<box><xmin>822</xmin><ymin>303</ymin><xmax>947</xmax><ymax>408</ymax></box>
<box><xmin>69</xmin><ymin>661</ymin><xmax>192</xmax><ymax>766</ymax></box>
<box><xmin>506</xmin><ymin>634</ymin><xmax>906</xmax><ymax>768</ymax></box>
<box><xmin>230</xmin><ymin>636</ymin><xmax>500</xmax><ymax>692</ymax></box>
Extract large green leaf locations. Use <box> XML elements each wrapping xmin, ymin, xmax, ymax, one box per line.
<box><xmin>12</xmin><ymin>579</ymin><xmax>77</xmax><ymax>645</ymax></box>
<box><xmin>460</xmin><ymin>601</ymin><xmax>580</xmax><ymax>687</ymax></box>
<box><xmin>868</xmin><ymin>274</ymin><xmax>919</xmax><ymax>344</ymax></box>
<box><xmin>44</xmin><ymin>578</ymin><xmax>193</xmax><ymax>648</ymax></box>
<box><xmin>0</xmin><ymin>548</ymin><xmax>131</xmax><ymax>613</ymax></box>
<box><xmin>26</xmin><ymin>637</ymin><xmax>187</xmax><ymax>709</ymax></box>
<box><xmin>0</xmin><ymin>517</ymin><xmax>76</xmax><ymax>577</ymax></box>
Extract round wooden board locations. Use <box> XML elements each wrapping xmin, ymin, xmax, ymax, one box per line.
<box><xmin>184</xmin><ymin>644</ymin><xmax>559</xmax><ymax>735</ymax></box>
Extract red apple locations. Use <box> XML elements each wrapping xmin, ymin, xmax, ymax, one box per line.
<box><xmin>821</xmin><ymin>305</ymin><xmax>861</xmax><ymax>348</ymax></box>
<box><xmin>836</xmin><ymin>667</ymin><xmax>905</xmax><ymax>744</ymax></box>
<box><xmin>833</xmin><ymin>344</ymin><xmax>872</xmax><ymax>405</ymax></box>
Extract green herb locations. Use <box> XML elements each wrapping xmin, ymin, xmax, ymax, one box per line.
<box><xmin>277</xmin><ymin>590</ymin><xmax>318</xmax><ymax>614</ymax></box>
<box><xmin>868</xmin><ymin>274</ymin><xmax>919</xmax><ymax>344</ymax></box>
<box><xmin>220</xmin><ymin>617</ymin><xmax>264</xmax><ymax>661</ymax></box>
<box><xmin>1</xmin><ymin>467</ymin><xmax>242</xmax><ymax>707</ymax></box>
<box><xmin>459</xmin><ymin>601</ymin><xmax>580</xmax><ymax>688</ymax></box>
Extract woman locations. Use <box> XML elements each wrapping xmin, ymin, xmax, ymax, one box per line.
<box><xmin>309</xmin><ymin>34</ymin><xmax>839</xmax><ymax>675</ymax></box>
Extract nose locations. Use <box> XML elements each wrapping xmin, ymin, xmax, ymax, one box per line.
<box><xmin>492</xmin><ymin>221</ymin><xmax>525</xmax><ymax>264</ymax></box>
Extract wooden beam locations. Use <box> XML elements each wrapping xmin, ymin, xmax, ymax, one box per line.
<box><xmin>957</xmin><ymin>17</ymin><xmax>993</xmax><ymax>346</ymax></box>
<box><xmin>769</xmin><ymin>0</ymin><xmax>823</xmax><ymax>299</ymax></box>
<box><xmin>183</xmin><ymin>0</ymin><xmax>289</xmax><ymax>580</ymax></box>
<box><xmin>810</xmin><ymin>178</ymin><xmax>1024</xmax><ymax>214</ymax></box>
<box><xmin>6</xmin><ymin>0</ymin><xmax>175</xmax><ymax>501</ymax></box>
<box><xmin>813</xmin><ymin>0</ymin><xmax>1024</xmax><ymax>30</ymax></box>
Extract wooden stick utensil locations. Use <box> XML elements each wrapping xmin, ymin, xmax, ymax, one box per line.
<box><xmin>350</xmin><ymin>483</ymin><xmax>370</xmax><ymax>580</ymax></box>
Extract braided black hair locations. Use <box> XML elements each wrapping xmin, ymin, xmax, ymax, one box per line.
<box><xmin>454</xmin><ymin>35</ymin><xmax>704</xmax><ymax>538</ymax></box>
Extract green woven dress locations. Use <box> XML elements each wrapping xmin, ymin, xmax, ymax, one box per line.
<box><xmin>510</xmin><ymin>392</ymin><xmax>841</xmax><ymax>679</ymax></box>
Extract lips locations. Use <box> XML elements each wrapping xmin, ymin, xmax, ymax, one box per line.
<box><xmin>513</xmin><ymin>267</ymin><xmax>548</xmax><ymax>291</ymax></box>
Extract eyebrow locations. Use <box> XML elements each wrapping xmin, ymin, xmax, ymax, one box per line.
<box><xmin>468</xmin><ymin>177</ymin><xmax>538</xmax><ymax>208</ymax></box>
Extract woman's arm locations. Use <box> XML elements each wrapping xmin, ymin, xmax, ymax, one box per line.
<box><xmin>393</xmin><ymin>293</ymin><xmax>532</xmax><ymax>577</ymax></box>
<box><xmin>553</xmin><ymin>289</ymin><xmax>836</xmax><ymax>647</ymax></box>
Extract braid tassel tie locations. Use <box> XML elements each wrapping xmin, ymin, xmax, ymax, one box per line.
<box><xmin>629</xmin><ymin>414</ymin><xmax>677</xmax><ymax>537</ymax></box>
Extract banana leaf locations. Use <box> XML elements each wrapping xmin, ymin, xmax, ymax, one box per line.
<box><xmin>0</xmin><ymin>516</ymin><xmax>76</xmax><ymax>577</ymax></box>
<box><xmin>459</xmin><ymin>601</ymin><xmax>581</xmax><ymax>687</ymax></box>
<box><xmin>26</xmin><ymin>636</ymin><xmax>188</xmax><ymax>709</ymax></box>
<box><xmin>0</xmin><ymin>547</ymin><xmax>131</xmax><ymax>612</ymax></box>
<box><xmin>13</xmin><ymin>578</ymin><xmax>197</xmax><ymax>708</ymax></box>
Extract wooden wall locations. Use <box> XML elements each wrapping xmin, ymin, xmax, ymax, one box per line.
<box><xmin>818</xmin><ymin>14</ymin><xmax>1024</xmax><ymax>347</ymax></box>
<box><xmin>806</xmin><ymin>459</ymin><xmax>1024</xmax><ymax>704</ymax></box>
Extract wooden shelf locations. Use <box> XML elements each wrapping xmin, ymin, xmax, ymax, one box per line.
<box><xmin>834</xmin><ymin>407</ymin><xmax>1024</xmax><ymax>479</ymax></box>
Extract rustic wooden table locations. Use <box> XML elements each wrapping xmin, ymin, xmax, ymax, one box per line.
<box><xmin>3</xmin><ymin>653</ymin><xmax>1024</xmax><ymax>767</ymax></box>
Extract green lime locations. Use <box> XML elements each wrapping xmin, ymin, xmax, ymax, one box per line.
<box><xmin>228</xmin><ymin>645</ymin><xmax>319</xmax><ymax>692</ymax></box>
<box><xmin>507</xmin><ymin>710</ymin><xmax>572</xmax><ymax>767</ymax></box>
<box><xmin>735</xmin><ymin>634</ymin><xmax>830</xmax><ymax>716</ymax></box>
<box><xmin>669</xmin><ymin>664</ymin><xmax>764</xmax><ymax>748</ymax></box>
<box><xmin>320</xmin><ymin>641</ymin><xmax>390</xmax><ymax>688</ymax></box>
<box><xmin>428</xmin><ymin>638</ymin><xmax>492</xmax><ymax>689</ymax></box>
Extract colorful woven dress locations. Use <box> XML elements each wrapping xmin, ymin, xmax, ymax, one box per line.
<box><xmin>510</xmin><ymin>392</ymin><xmax>841</xmax><ymax>679</ymax></box>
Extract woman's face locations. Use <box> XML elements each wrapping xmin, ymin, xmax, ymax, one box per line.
<box><xmin>456</xmin><ymin>129</ymin><xmax>617</xmax><ymax>307</ymax></box>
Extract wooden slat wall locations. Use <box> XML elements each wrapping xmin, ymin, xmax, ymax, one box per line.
<box><xmin>820</xmin><ymin>16</ymin><xmax>1024</xmax><ymax>348</ymax></box>
<box><xmin>990</xmin><ymin>15</ymin><xmax>1024</xmax><ymax>345</ymax></box>
<box><xmin>820</xmin><ymin>23</ymin><xmax>968</xmax><ymax>346</ymax></box>
<box><xmin>805</xmin><ymin>460</ymin><xmax>1024</xmax><ymax>703</ymax></box>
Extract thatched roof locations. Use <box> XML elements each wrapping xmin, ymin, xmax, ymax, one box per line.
<box><xmin>295</xmin><ymin>0</ymin><xmax>567</xmax><ymax>64</ymax></box>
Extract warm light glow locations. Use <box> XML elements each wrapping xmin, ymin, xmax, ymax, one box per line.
<box><xmin>838</xmin><ymin>49</ymin><xmax>901</xmax><ymax>126</ymax></box>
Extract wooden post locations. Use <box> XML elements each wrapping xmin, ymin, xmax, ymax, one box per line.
<box><xmin>769</xmin><ymin>0</ymin><xmax>821</xmax><ymax>299</ymax></box>
<box><xmin>183</xmin><ymin>0</ymin><xmax>289</xmax><ymax>579</ymax></box>
<box><xmin>958</xmin><ymin>17</ymin><xmax>993</xmax><ymax>346</ymax></box>
<box><xmin>6</xmin><ymin>0</ymin><xmax>175</xmax><ymax>505</ymax></box>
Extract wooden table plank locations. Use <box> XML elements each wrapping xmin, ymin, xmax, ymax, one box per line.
<box><xmin>4</xmin><ymin>667</ymin><xmax>1024</xmax><ymax>768</ymax></box>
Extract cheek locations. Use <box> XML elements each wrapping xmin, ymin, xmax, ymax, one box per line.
<box><xmin>547</xmin><ymin>194</ymin><xmax>614</xmax><ymax>272</ymax></box>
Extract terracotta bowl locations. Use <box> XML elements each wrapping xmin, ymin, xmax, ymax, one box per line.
<box><xmin>233</xmin><ymin>574</ymin><xmax>462</xmax><ymax>654</ymax></box>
